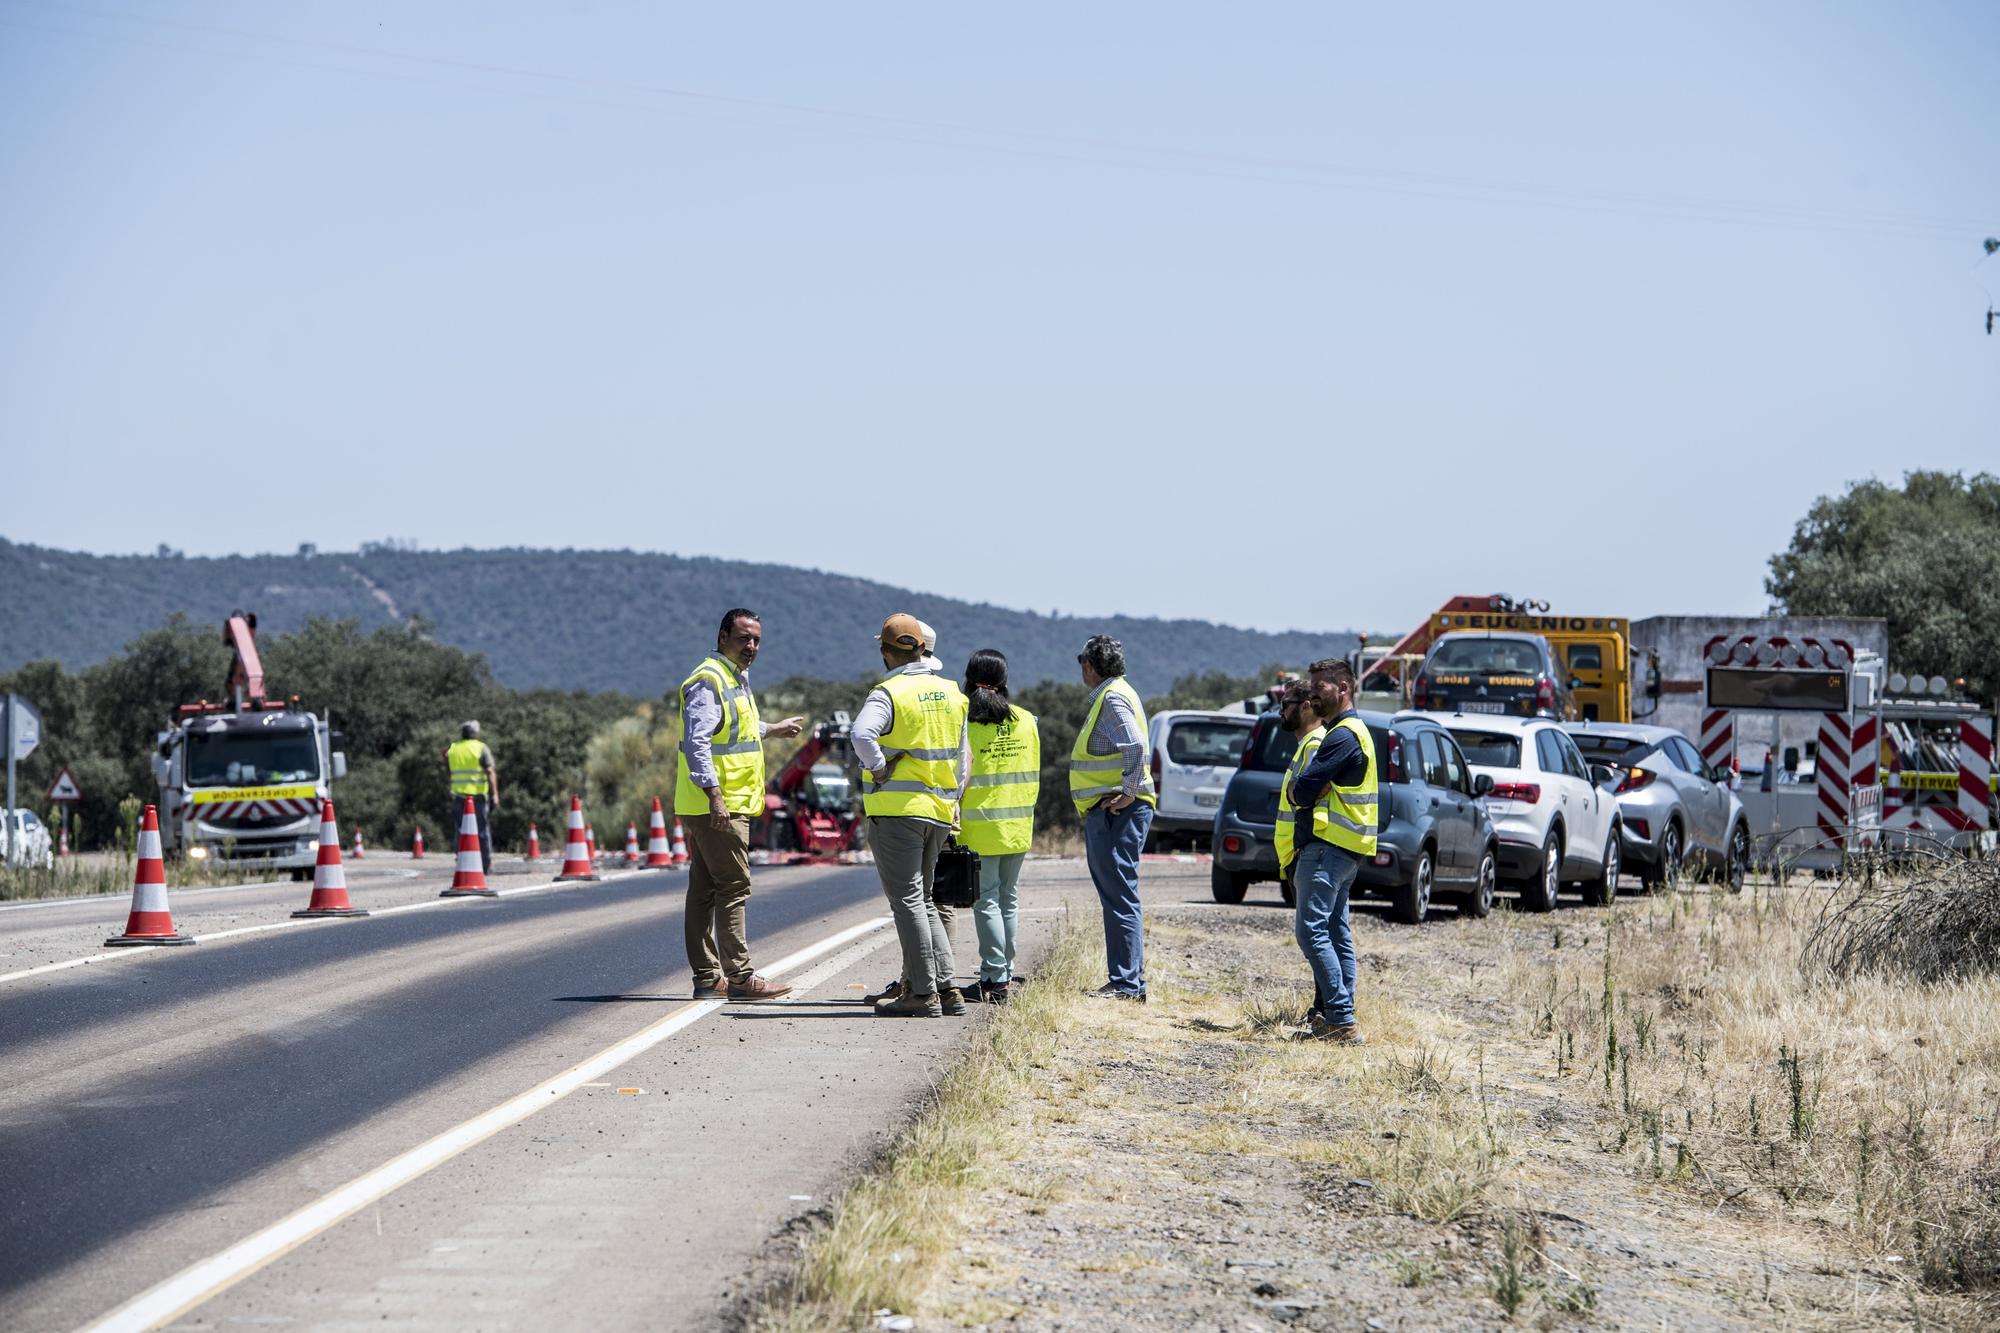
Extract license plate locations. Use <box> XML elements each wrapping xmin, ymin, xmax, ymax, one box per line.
<box><xmin>1461</xmin><ymin>701</ymin><xmax>1506</xmax><ymax>714</ymax></box>
<box><xmin>1195</xmin><ymin>793</ymin><xmax>1220</xmax><ymax>808</ymax></box>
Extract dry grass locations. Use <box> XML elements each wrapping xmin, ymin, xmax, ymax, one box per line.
<box><xmin>748</xmin><ymin>911</ymin><xmax>1097</xmax><ymax>1333</ymax></box>
<box><xmin>1497</xmin><ymin>868</ymin><xmax>2000</xmax><ymax>1308</ymax></box>
<box><xmin>0</xmin><ymin>851</ymin><xmax>265</xmax><ymax>902</ymax></box>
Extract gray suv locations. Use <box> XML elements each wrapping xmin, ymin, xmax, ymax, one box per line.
<box><xmin>1562</xmin><ymin>721</ymin><xmax>1750</xmax><ymax>890</ymax></box>
<box><xmin>1210</xmin><ymin>710</ymin><xmax>1499</xmax><ymax>923</ymax></box>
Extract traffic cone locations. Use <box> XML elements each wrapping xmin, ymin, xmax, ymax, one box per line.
<box><xmin>440</xmin><ymin>797</ymin><xmax>498</xmax><ymax>898</ymax></box>
<box><xmin>586</xmin><ymin>824</ymin><xmax>598</xmax><ymax>863</ymax></box>
<box><xmin>670</xmin><ymin>819</ymin><xmax>689</xmax><ymax>867</ymax></box>
<box><xmin>525</xmin><ymin>823</ymin><xmax>542</xmax><ymax>861</ymax></box>
<box><xmin>104</xmin><ymin>805</ymin><xmax>195</xmax><ymax>946</ymax></box>
<box><xmin>351</xmin><ymin>828</ymin><xmax>365</xmax><ymax>859</ymax></box>
<box><xmin>294</xmin><ymin>801</ymin><xmax>370</xmax><ymax>918</ymax></box>
<box><xmin>411</xmin><ymin>825</ymin><xmax>426</xmax><ymax>858</ymax></box>
<box><xmin>624</xmin><ymin>822</ymin><xmax>641</xmax><ymax>866</ymax></box>
<box><xmin>644</xmin><ymin>798</ymin><xmax>672</xmax><ymax>867</ymax></box>
<box><xmin>556</xmin><ymin>795</ymin><xmax>598</xmax><ymax>881</ymax></box>
<box><xmin>57</xmin><ymin>823</ymin><xmax>69</xmax><ymax>857</ymax></box>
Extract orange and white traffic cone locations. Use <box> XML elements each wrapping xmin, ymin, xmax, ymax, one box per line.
<box><xmin>586</xmin><ymin>824</ymin><xmax>598</xmax><ymax>863</ymax></box>
<box><xmin>670</xmin><ymin>819</ymin><xmax>689</xmax><ymax>867</ymax></box>
<box><xmin>525</xmin><ymin>823</ymin><xmax>542</xmax><ymax>861</ymax></box>
<box><xmin>623</xmin><ymin>822</ymin><xmax>641</xmax><ymax>866</ymax></box>
<box><xmin>294</xmin><ymin>801</ymin><xmax>369</xmax><ymax>918</ymax></box>
<box><xmin>440</xmin><ymin>797</ymin><xmax>497</xmax><ymax>898</ymax></box>
<box><xmin>351</xmin><ymin>828</ymin><xmax>365</xmax><ymax>859</ymax></box>
<box><xmin>556</xmin><ymin>796</ymin><xmax>598</xmax><ymax>882</ymax></box>
<box><xmin>57</xmin><ymin>823</ymin><xmax>69</xmax><ymax>857</ymax></box>
<box><xmin>411</xmin><ymin>826</ymin><xmax>425</xmax><ymax>858</ymax></box>
<box><xmin>644</xmin><ymin>798</ymin><xmax>672</xmax><ymax>867</ymax></box>
<box><xmin>104</xmin><ymin>805</ymin><xmax>195</xmax><ymax>947</ymax></box>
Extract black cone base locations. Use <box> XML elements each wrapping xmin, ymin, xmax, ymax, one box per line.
<box><xmin>439</xmin><ymin>887</ymin><xmax>500</xmax><ymax>898</ymax></box>
<box><xmin>291</xmin><ymin>907</ymin><xmax>371</xmax><ymax>918</ymax></box>
<box><xmin>103</xmin><ymin>933</ymin><xmax>196</xmax><ymax>947</ymax></box>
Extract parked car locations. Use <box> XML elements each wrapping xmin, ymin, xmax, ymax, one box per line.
<box><xmin>2</xmin><ymin>808</ymin><xmax>55</xmax><ymax>870</ymax></box>
<box><xmin>1210</xmin><ymin>709</ymin><xmax>1498</xmax><ymax>923</ymax></box>
<box><xmin>1146</xmin><ymin>710</ymin><xmax>1255</xmax><ymax>850</ymax></box>
<box><xmin>1562</xmin><ymin>721</ymin><xmax>1750</xmax><ymax>891</ymax></box>
<box><xmin>1412</xmin><ymin>632</ymin><xmax>1576</xmax><ymax>720</ymax></box>
<box><xmin>1433</xmin><ymin>713</ymin><xmax>1621</xmax><ymax>909</ymax></box>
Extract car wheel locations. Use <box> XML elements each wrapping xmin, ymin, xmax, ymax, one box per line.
<box><xmin>1725</xmin><ymin>823</ymin><xmax>1749</xmax><ymax>894</ymax></box>
<box><xmin>1645</xmin><ymin>821</ymin><xmax>1684</xmax><ymax>891</ymax></box>
<box><xmin>1522</xmin><ymin>830</ymin><xmax>1561</xmax><ymax>912</ymax></box>
<box><xmin>1209</xmin><ymin>863</ymin><xmax>1248</xmax><ymax>905</ymax></box>
<box><xmin>1460</xmin><ymin>846</ymin><xmax>1496</xmax><ymax>918</ymax></box>
<box><xmin>1580</xmin><ymin>829</ymin><xmax>1619</xmax><ymax>907</ymax></box>
<box><xmin>1392</xmin><ymin>847</ymin><xmax>1433</xmax><ymax>925</ymax></box>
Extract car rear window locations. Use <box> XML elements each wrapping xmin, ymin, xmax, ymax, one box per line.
<box><xmin>1430</xmin><ymin>637</ymin><xmax>1545</xmax><ymax>673</ymax></box>
<box><xmin>1166</xmin><ymin>719</ymin><xmax>1252</xmax><ymax>767</ymax></box>
<box><xmin>1449</xmin><ymin>729</ymin><xmax>1521</xmax><ymax>767</ymax></box>
<box><xmin>1569</xmin><ymin>733</ymin><xmax>1653</xmax><ymax>764</ymax></box>
<box><xmin>1243</xmin><ymin>717</ymin><xmax>1296</xmax><ymax>772</ymax></box>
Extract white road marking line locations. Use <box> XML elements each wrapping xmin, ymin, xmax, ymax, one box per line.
<box><xmin>0</xmin><ymin>869</ymin><xmax>428</xmax><ymax>913</ymax></box>
<box><xmin>775</xmin><ymin>929</ymin><xmax>899</xmax><ymax>1001</ymax></box>
<box><xmin>0</xmin><ymin>871</ymin><xmax>659</xmax><ymax>990</ymax></box>
<box><xmin>76</xmin><ymin>913</ymin><xmax>891</xmax><ymax>1333</ymax></box>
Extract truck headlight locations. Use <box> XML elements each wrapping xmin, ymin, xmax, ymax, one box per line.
<box><xmin>188</xmin><ymin>846</ymin><xmax>208</xmax><ymax>860</ymax></box>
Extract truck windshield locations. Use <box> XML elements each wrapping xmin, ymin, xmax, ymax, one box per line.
<box><xmin>186</xmin><ymin>730</ymin><xmax>320</xmax><ymax>786</ymax></box>
<box><xmin>1431</xmin><ymin>638</ymin><xmax>1543</xmax><ymax>673</ymax></box>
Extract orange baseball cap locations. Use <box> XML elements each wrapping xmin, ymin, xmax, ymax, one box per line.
<box><xmin>877</xmin><ymin>613</ymin><xmax>924</xmax><ymax>649</ymax></box>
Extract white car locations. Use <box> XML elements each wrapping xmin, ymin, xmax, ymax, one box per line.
<box><xmin>1146</xmin><ymin>709</ymin><xmax>1255</xmax><ymax>851</ymax></box>
<box><xmin>2</xmin><ymin>808</ymin><xmax>56</xmax><ymax>870</ymax></box>
<box><xmin>1429</xmin><ymin>713</ymin><xmax>1621</xmax><ymax>910</ymax></box>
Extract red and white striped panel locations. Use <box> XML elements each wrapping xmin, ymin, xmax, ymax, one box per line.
<box><xmin>1848</xmin><ymin>714</ymin><xmax>1878</xmax><ymax>789</ymax></box>
<box><xmin>1697</xmin><ymin>709</ymin><xmax>1734</xmax><ymax>766</ymax></box>
<box><xmin>1815</xmin><ymin>712</ymin><xmax>1850</xmax><ymax>844</ymax></box>
<box><xmin>1961</xmin><ymin>718</ymin><xmax>1994</xmax><ymax>832</ymax></box>
<box><xmin>196</xmin><ymin>798</ymin><xmax>319</xmax><ymax>820</ymax></box>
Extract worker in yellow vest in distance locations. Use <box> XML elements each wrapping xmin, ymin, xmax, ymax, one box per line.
<box><xmin>1271</xmin><ymin>680</ymin><xmax>1323</xmax><ymax>886</ymax></box>
<box><xmin>957</xmin><ymin>648</ymin><xmax>1039</xmax><ymax>1005</ymax></box>
<box><xmin>1070</xmin><ymin>635</ymin><xmax>1157</xmax><ymax>1002</ymax></box>
<box><xmin>1286</xmin><ymin>658</ymin><xmax>1379</xmax><ymax>1046</ymax></box>
<box><xmin>443</xmin><ymin>721</ymin><xmax>499</xmax><ymax>874</ymax></box>
<box><xmin>854</xmin><ymin>613</ymin><xmax>971</xmax><ymax>1018</ymax></box>
<box><xmin>674</xmin><ymin>608</ymin><xmax>805</xmax><ymax>1002</ymax></box>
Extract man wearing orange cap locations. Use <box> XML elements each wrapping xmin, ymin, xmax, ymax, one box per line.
<box><xmin>853</xmin><ymin>613</ymin><xmax>971</xmax><ymax>1018</ymax></box>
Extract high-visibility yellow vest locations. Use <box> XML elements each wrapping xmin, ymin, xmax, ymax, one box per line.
<box><xmin>673</xmin><ymin>655</ymin><xmax>765</xmax><ymax>817</ymax></box>
<box><xmin>1274</xmin><ymin>724</ymin><xmax>1325</xmax><ymax>874</ymax></box>
<box><xmin>1313</xmin><ymin>714</ymin><xmax>1379</xmax><ymax>857</ymax></box>
<box><xmin>1068</xmin><ymin>677</ymin><xmax>1158</xmax><ymax>815</ymax></box>
<box><xmin>861</xmin><ymin>671</ymin><xmax>969</xmax><ymax>823</ymax></box>
<box><xmin>961</xmin><ymin>706</ymin><xmax>1040</xmax><ymax>855</ymax></box>
<box><xmin>446</xmin><ymin>739</ymin><xmax>492</xmax><ymax>796</ymax></box>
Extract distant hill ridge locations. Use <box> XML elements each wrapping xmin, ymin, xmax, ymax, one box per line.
<box><xmin>0</xmin><ymin>539</ymin><xmax>1358</xmax><ymax>695</ymax></box>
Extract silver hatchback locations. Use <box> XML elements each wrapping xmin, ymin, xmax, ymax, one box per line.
<box><xmin>1561</xmin><ymin>722</ymin><xmax>1749</xmax><ymax>891</ymax></box>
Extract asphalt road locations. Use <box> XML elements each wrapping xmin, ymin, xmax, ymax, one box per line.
<box><xmin>0</xmin><ymin>858</ymin><xmax>994</xmax><ymax>1331</ymax></box>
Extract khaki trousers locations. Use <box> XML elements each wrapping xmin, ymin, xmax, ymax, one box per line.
<box><xmin>685</xmin><ymin>814</ymin><xmax>753</xmax><ymax>987</ymax></box>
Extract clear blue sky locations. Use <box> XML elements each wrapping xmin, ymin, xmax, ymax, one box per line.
<box><xmin>2</xmin><ymin>1</ymin><xmax>1995</xmax><ymax>634</ymax></box>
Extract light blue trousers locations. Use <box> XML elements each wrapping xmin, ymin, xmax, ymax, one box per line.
<box><xmin>973</xmin><ymin>851</ymin><xmax>1026</xmax><ymax>983</ymax></box>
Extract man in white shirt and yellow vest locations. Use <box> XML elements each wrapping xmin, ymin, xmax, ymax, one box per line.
<box><xmin>1286</xmin><ymin>658</ymin><xmax>1377</xmax><ymax>1045</ymax></box>
<box><xmin>675</xmin><ymin>608</ymin><xmax>805</xmax><ymax>1002</ymax></box>
<box><xmin>854</xmin><ymin>613</ymin><xmax>971</xmax><ymax>1018</ymax></box>
<box><xmin>443</xmin><ymin>721</ymin><xmax>499</xmax><ymax>874</ymax></box>
<box><xmin>1071</xmin><ymin>635</ymin><xmax>1157</xmax><ymax>1002</ymax></box>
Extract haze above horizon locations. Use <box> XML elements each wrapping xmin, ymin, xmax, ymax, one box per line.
<box><xmin>2</xmin><ymin>1</ymin><xmax>1995</xmax><ymax>633</ymax></box>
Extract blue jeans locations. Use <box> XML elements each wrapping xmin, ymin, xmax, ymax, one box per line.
<box><xmin>1294</xmin><ymin>840</ymin><xmax>1359</xmax><ymax>1027</ymax></box>
<box><xmin>1084</xmin><ymin>801</ymin><xmax>1154</xmax><ymax>994</ymax></box>
<box><xmin>973</xmin><ymin>851</ymin><xmax>1026</xmax><ymax>983</ymax></box>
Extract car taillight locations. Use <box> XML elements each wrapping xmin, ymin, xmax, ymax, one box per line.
<box><xmin>1385</xmin><ymin>734</ymin><xmax>1404</xmax><ymax>783</ymax></box>
<box><xmin>1626</xmin><ymin>817</ymin><xmax>1650</xmax><ymax>840</ymax></box>
<box><xmin>1534</xmin><ymin>678</ymin><xmax>1555</xmax><ymax>712</ymax></box>
<box><xmin>1222</xmin><ymin>834</ymin><xmax>1244</xmax><ymax>854</ymax></box>
<box><xmin>1488</xmin><ymin>782</ymin><xmax>1541</xmax><ymax>804</ymax></box>
<box><xmin>1615</xmin><ymin>768</ymin><xmax>1656</xmax><ymax>794</ymax></box>
<box><xmin>1412</xmin><ymin>673</ymin><xmax>1430</xmax><ymax>709</ymax></box>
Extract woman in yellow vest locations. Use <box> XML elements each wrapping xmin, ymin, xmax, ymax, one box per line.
<box><xmin>958</xmin><ymin>649</ymin><xmax>1039</xmax><ymax>1004</ymax></box>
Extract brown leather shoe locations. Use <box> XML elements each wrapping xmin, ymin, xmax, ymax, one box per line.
<box><xmin>727</xmin><ymin>974</ymin><xmax>793</xmax><ymax>1001</ymax></box>
<box><xmin>862</xmin><ymin>978</ymin><xmax>903</xmax><ymax>1005</ymax></box>
<box><xmin>939</xmin><ymin>987</ymin><xmax>968</xmax><ymax>1016</ymax></box>
<box><xmin>692</xmin><ymin>977</ymin><xmax>728</xmax><ymax>1000</ymax></box>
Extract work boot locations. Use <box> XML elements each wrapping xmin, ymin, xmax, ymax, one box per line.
<box><xmin>1292</xmin><ymin>1011</ymin><xmax>1333</xmax><ymax>1041</ymax></box>
<box><xmin>875</xmin><ymin>989</ymin><xmax>942</xmax><ymax>1018</ymax></box>
<box><xmin>979</xmin><ymin>980</ymin><xmax>1011</xmax><ymax>1005</ymax></box>
<box><xmin>863</xmin><ymin>978</ymin><xmax>903</xmax><ymax>1005</ymax></box>
<box><xmin>939</xmin><ymin>987</ymin><xmax>968</xmax><ymax>1016</ymax></box>
<box><xmin>727</xmin><ymin>974</ymin><xmax>793</xmax><ymax>1001</ymax></box>
<box><xmin>1086</xmin><ymin>984</ymin><xmax>1146</xmax><ymax>1004</ymax></box>
<box><xmin>692</xmin><ymin>977</ymin><xmax>728</xmax><ymax>1000</ymax></box>
<box><xmin>1324</xmin><ymin>1024</ymin><xmax>1366</xmax><ymax>1046</ymax></box>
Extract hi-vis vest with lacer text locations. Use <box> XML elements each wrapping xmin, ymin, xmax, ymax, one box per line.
<box><xmin>1068</xmin><ymin>677</ymin><xmax>1157</xmax><ymax>815</ymax></box>
<box><xmin>1312</xmin><ymin>715</ymin><xmax>1378</xmax><ymax>857</ymax></box>
<box><xmin>962</xmin><ymin>705</ymin><xmax>1040</xmax><ymax>855</ymax></box>
<box><xmin>861</xmin><ymin>671</ymin><xmax>969</xmax><ymax>823</ymax></box>
<box><xmin>674</xmin><ymin>655</ymin><xmax>765</xmax><ymax>817</ymax></box>
<box><xmin>1274</xmin><ymin>724</ymin><xmax>1325</xmax><ymax>874</ymax></box>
